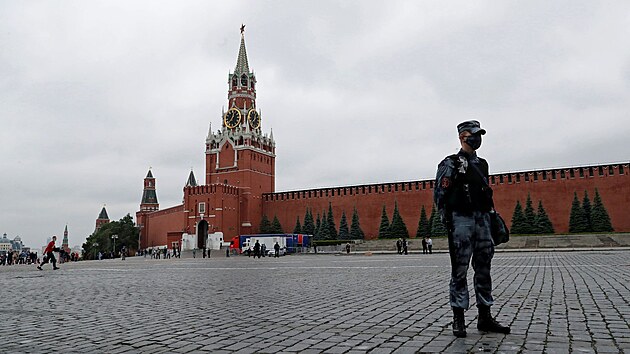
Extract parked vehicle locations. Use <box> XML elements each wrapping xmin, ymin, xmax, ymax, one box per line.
<box><xmin>234</xmin><ymin>234</ymin><xmax>311</xmax><ymax>255</ymax></box>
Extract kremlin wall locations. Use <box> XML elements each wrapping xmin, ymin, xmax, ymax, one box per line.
<box><xmin>136</xmin><ymin>30</ymin><xmax>630</xmax><ymax>250</ymax></box>
<box><xmin>262</xmin><ymin>163</ymin><xmax>629</xmax><ymax>239</ymax></box>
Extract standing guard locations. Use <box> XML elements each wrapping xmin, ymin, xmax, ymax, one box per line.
<box><xmin>434</xmin><ymin>120</ymin><xmax>510</xmax><ymax>338</ymax></box>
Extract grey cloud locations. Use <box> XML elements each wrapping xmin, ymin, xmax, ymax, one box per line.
<box><xmin>1</xmin><ymin>1</ymin><xmax>629</xmax><ymax>248</ymax></box>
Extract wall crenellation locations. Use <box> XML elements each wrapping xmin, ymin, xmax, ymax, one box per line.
<box><xmin>264</xmin><ymin>162</ymin><xmax>629</xmax><ymax>202</ymax></box>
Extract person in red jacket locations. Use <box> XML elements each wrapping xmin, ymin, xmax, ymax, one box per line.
<box><xmin>37</xmin><ymin>235</ymin><xmax>59</xmax><ymax>270</ymax></box>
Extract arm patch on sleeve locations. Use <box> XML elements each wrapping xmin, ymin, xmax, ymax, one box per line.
<box><xmin>440</xmin><ymin>177</ymin><xmax>451</xmax><ymax>188</ymax></box>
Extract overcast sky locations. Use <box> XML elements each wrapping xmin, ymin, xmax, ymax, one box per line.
<box><xmin>1</xmin><ymin>1</ymin><xmax>629</xmax><ymax>249</ymax></box>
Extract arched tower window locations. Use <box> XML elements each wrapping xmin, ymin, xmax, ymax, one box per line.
<box><xmin>240</xmin><ymin>74</ymin><xmax>248</xmax><ymax>86</ymax></box>
<box><xmin>232</xmin><ymin>76</ymin><xmax>237</xmax><ymax>87</ymax></box>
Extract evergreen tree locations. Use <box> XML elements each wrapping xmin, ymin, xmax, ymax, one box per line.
<box><xmin>523</xmin><ymin>194</ymin><xmax>536</xmax><ymax>234</ymax></box>
<box><xmin>314</xmin><ymin>213</ymin><xmax>321</xmax><ymax>240</ymax></box>
<box><xmin>326</xmin><ymin>203</ymin><xmax>338</xmax><ymax>239</ymax></box>
<box><xmin>378</xmin><ymin>205</ymin><xmax>391</xmax><ymax>239</ymax></box>
<box><xmin>534</xmin><ymin>200</ymin><xmax>554</xmax><ymax>234</ymax></box>
<box><xmin>259</xmin><ymin>214</ymin><xmax>272</xmax><ymax>234</ymax></box>
<box><xmin>293</xmin><ymin>216</ymin><xmax>302</xmax><ymax>234</ymax></box>
<box><xmin>338</xmin><ymin>211</ymin><xmax>349</xmax><ymax>240</ymax></box>
<box><xmin>389</xmin><ymin>201</ymin><xmax>409</xmax><ymax>239</ymax></box>
<box><xmin>569</xmin><ymin>192</ymin><xmax>589</xmax><ymax>233</ymax></box>
<box><xmin>320</xmin><ymin>210</ymin><xmax>331</xmax><ymax>240</ymax></box>
<box><xmin>303</xmin><ymin>208</ymin><xmax>315</xmax><ymax>235</ymax></box>
<box><xmin>271</xmin><ymin>215</ymin><xmax>284</xmax><ymax>234</ymax></box>
<box><xmin>591</xmin><ymin>189</ymin><xmax>614</xmax><ymax>232</ymax></box>
<box><xmin>430</xmin><ymin>204</ymin><xmax>448</xmax><ymax>236</ymax></box>
<box><xmin>582</xmin><ymin>191</ymin><xmax>593</xmax><ymax>232</ymax></box>
<box><xmin>510</xmin><ymin>201</ymin><xmax>526</xmax><ymax>234</ymax></box>
<box><xmin>349</xmin><ymin>207</ymin><xmax>365</xmax><ymax>240</ymax></box>
<box><xmin>416</xmin><ymin>205</ymin><xmax>429</xmax><ymax>239</ymax></box>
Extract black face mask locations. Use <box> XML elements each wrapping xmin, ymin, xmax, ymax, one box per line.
<box><xmin>465</xmin><ymin>134</ymin><xmax>482</xmax><ymax>150</ymax></box>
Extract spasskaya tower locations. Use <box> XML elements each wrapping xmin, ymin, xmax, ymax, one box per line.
<box><xmin>203</xmin><ymin>25</ymin><xmax>276</xmax><ymax>236</ymax></box>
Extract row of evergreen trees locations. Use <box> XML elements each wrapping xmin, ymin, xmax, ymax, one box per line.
<box><xmin>510</xmin><ymin>194</ymin><xmax>554</xmax><ymax>234</ymax></box>
<box><xmin>261</xmin><ymin>203</ymin><xmax>366</xmax><ymax>241</ymax></box>
<box><xmin>569</xmin><ymin>189</ymin><xmax>613</xmax><ymax>233</ymax></box>
<box><xmin>261</xmin><ymin>189</ymin><xmax>614</xmax><ymax>239</ymax></box>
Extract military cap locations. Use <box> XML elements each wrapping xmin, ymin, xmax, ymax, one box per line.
<box><xmin>457</xmin><ymin>120</ymin><xmax>486</xmax><ymax>135</ymax></box>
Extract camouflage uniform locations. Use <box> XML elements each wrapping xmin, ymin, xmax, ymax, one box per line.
<box><xmin>434</xmin><ymin>149</ymin><xmax>494</xmax><ymax>309</ymax></box>
<box><xmin>435</xmin><ymin>120</ymin><xmax>510</xmax><ymax>337</ymax></box>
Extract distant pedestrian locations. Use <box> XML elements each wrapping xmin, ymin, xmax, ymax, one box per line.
<box><xmin>261</xmin><ymin>244</ymin><xmax>267</xmax><ymax>257</ymax></box>
<box><xmin>422</xmin><ymin>237</ymin><xmax>428</xmax><ymax>254</ymax></box>
<box><xmin>396</xmin><ymin>239</ymin><xmax>402</xmax><ymax>254</ymax></box>
<box><xmin>402</xmin><ymin>239</ymin><xmax>408</xmax><ymax>255</ymax></box>
<box><xmin>192</xmin><ymin>248</ymin><xmax>196</xmax><ymax>258</ymax></box>
<box><xmin>345</xmin><ymin>243</ymin><xmax>351</xmax><ymax>254</ymax></box>
<box><xmin>274</xmin><ymin>242</ymin><xmax>280</xmax><ymax>258</ymax></box>
<box><xmin>37</xmin><ymin>236</ymin><xmax>59</xmax><ymax>271</ymax></box>
<box><xmin>253</xmin><ymin>241</ymin><xmax>261</xmax><ymax>259</ymax></box>
<box><xmin>427</xmin><ymin>237</ymin><xmax>433</xmax><ymax>254</ymax></box>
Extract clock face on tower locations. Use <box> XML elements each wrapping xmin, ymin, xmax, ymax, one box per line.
<box><xmin>224</xmin><ymin>108</ymin><xmax>242</xmax><ymax>128</ymax></box>
<box><xmin>247</xmin><ymin>109</ymin><xmax>260</xmax><ymax>129</ymax></box>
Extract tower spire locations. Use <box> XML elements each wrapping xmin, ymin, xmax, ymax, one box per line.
<box><xmin>185</xmin><ymin>169</ymin><xmax>198</xmax><ymax>187</ymax></box>
<box><xmin>62</xmin><ymin>224</ymin><xmax>70</xmax><ymax>253</ymax></box>
<box><xmin>140</xmin><ymin>169</ymin><xmax>159</xmax><ymax>212</ymax></box>
<box><xmin>235</xmin><ymin>25</ymin><xmax>250</xmax><ymax>75</ymax></box>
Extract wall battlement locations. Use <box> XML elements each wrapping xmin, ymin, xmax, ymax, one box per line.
<box><xmin>185</xmin><ymin>184</ymin><xmax>240</xmax><ymax>196</ymax></box>
<box><xmin>146</xmin><ymin>204</ymin><xmax>184</xmax><ymax>218</ymax></box>
<box><xmin>262</xmin><ymin>161</ymin><xmax>630</xmax><ymax>238</ymax></box>
<box><xmin>263</xmin><ymin>162</ymin><xmax>629</xmax><ymax>201</ymax></box>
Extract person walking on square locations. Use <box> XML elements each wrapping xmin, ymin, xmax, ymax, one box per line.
<box><xmin>427</xmin><ymin>237</ymin><xmax>433</xmax><ymax>254</ymax></box>
<box><xmin>37</xmin><ymin>235</ymin><xmax>59</xmax><ymax>270</ymax></box>
<box><xmin>422</xmin><ymin>237</ymin><xmax>428</xmax><ymax>254</ymax></box>
<box><xmin>396</xmin><ymin>239</ymin><xmax>402</xmax><ymax>254</ymax></box>
<box><xmin>402</xmin><ymin>238</ymin><xmax>408</xmax><ymax>255</ymax></box>
<box><xmin>434</xmin><ymin>120</ymin><xmax>510</xmax><ymax>338</ymax></box>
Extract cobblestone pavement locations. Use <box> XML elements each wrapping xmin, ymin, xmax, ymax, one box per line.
<box><xmin>2</xmin><ymin>251</ymin><xmax>630</xmax><ymax>353</ymax></box>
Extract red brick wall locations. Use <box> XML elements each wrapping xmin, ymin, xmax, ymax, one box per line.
<box><xmin>141</xmin><ymin>205</ymin><xmax>185</xmax><ymax>247</ymax></box>
<box><xmin>184</xmin><ymin>184</ymin><xmax>241</xmax><ymax>243</ymax></box>
<box><xmin>263</xmin><ymin>163</ymin><xmax>629</xmax><ymax>238</ymax></box>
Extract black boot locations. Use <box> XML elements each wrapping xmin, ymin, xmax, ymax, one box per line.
<box><xmin>477</xmin><ymin>305</ymin><xmax>510</xmax><ymax>334</ymax></box>
<box><xmin>452</xmin><ymin>307</ymin><xmax>466</xmax><ymax>338</ymax></box>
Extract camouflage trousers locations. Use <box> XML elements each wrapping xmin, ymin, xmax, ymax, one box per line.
<box><xmin>448</xmin><ymin>211</ymin><xmax>494</xmax><ymax>309</ymax></box>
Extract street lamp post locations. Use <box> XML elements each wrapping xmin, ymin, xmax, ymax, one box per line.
<box><xmin>111</xmin><ymin>234</ymin><xmax>118</xmax><ymax>257</ymax></box>
<box><xmin>93</xmin><ymin>242</ymin><xmax>99</xmax><ymax>260</ymax></box>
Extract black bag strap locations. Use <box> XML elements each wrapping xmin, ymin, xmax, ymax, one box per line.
<box><xmin>465</xmin><ymin>157</ymin><xmax>496</xmax><ymax>210</ymax></box>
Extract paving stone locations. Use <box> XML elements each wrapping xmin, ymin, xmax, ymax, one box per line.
<box><xmin>2</xmin><ymin>251</ymin><xmax>630</xmax><ymax>353</ymax></box>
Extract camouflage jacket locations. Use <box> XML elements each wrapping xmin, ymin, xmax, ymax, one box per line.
<box><xmin>434</xmin><ymin>149</ymin><xmax>493</xmax><ymax>216</ymax></box>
